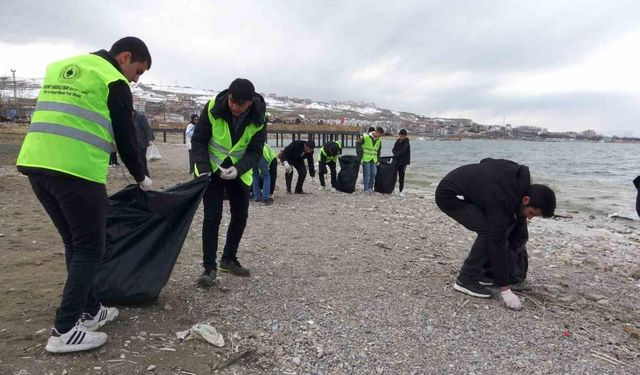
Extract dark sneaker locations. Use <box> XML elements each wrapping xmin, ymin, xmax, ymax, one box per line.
<box><xmin>453</xmin><ymin>279</ymin><xmax>492</xmax><ymax>298</ymax></box>
<box><xmin>197</xmin><ymin>269</ymin><xmax>217</xmax><ymax>288</ymax></box>
<box><xmin>294</xmin><ymin>190</ymin><xmax>306</xmax><ymax>194</ymax></box>
<box><xmin>45</xmin><ymin>321</ymin><xmax>107</xmax><ymax>353</ymax></box>
<box><xmin>478</xmin><ymin>276</ymin><xmax>495</xmax><ymax>287</ymax></box>
<box><xmin>263</xmin><ymin>198</ymin><xmax>274</xmax><ymax>205</ymax></box>
<box><xmin>220</xmin><ymin>260</ymin><xmax>251</xmax><ymax>277</ymax></box>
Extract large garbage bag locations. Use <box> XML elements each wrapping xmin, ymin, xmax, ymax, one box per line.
<box><xmin>95</xmin><ymin>175</ymin><xmax>209</xmax><ymax>305</ymax></box>
<box><xmin>483</xmin><ymin>217</ymin><xmax>529</xmax><ymax>285</ymax></box>
<box><xmin>335</xmin><ymin>155</ymin><xmax>359</xmax><ymax>193</ymax></box>
<box><xmin>374</xmin><ymin>156</ymin><xmax>397</xmax><ymax>194</ymax></box>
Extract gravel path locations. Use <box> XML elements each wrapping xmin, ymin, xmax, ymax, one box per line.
<box><xmin>1</xmin><ymin>137</ymin><xmax>639</xmax><ymax>374</ymax></box>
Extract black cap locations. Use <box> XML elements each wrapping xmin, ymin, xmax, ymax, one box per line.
<box><xmin>399</xmin><ymin>128</ymin><xmax>407</xmax><ymax>136</ymax></box>
<box><xmin>305</xmin><ymin>140</ymin><xmax>316</xmax><ymax>149</ymax></box>
<box><xmin>228</xmin><ymin>78</ymin><xmax>255</xmax><ymax>102</ymax></box>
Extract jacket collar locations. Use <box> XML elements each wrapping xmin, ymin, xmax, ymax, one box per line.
<box><xmin>211</xmin><ymin>89</ymin><xmax>266</xmax><ymax>126</ymax></box>
<box><xmin>91</xmin><ymin>50</ymin><xmax>124</xmax><ymax>75</ymax></box>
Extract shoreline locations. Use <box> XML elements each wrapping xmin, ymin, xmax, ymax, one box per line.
<box><xmin>0</xmin><ymin>138</ymin><xmax>639</xmax><ymax>374</ymax></box>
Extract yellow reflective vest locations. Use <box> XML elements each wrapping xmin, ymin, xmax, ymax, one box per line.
<box><xmin>205</xmin><ymin>100</ymin><xmax>264</xmax><ymax>186</ymax></box>
<box><xmin>361</xmin><ymin>134</ymin><xmax>381</xmax><ymax>163</ymax></box>
<box><xmin>16</xmin><ymin>54</ymin><xmax>127</xmax><ymax>184</ymax></box>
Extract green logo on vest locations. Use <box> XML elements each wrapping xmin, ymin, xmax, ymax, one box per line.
<box><xmin>59</xmin><ymin>64</ymin><xmax>81</xmax><ymax>81</ymax></box>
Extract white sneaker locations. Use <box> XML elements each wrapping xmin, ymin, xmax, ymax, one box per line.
<box><xmin>81</xmin><ymin>305</ymin><xmax>119</xmax><ymax>331</ymax></box>
<box><xmin>330</xmin><ymin>187</ymin><xmax>337</xmax><ymax>193</ymax></box>
<box><xmin>318</xmin><ymin>186</ymin><xmax>326</xmax><ymax>191</ymax></box>
<box><xmin>45</xmin><ymin>322</ymin><xmax>107</xmax><ymax>353</ymax></box>
<box><xmin>399</xmin><ymin>191</ymin><xmax>405</xmax><ymax>197</ymax></box>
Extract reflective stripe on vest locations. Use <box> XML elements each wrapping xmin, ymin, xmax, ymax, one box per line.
<box><xmin>16</xmin><ymin>54</ymin><xmax>127</xmax><ymax>184</ymax></box>
<box><xmin>362</xmin><ymin>134</ymin><xmax>381</xmax><ymax>163</ymax></box>
<box><xmin>206</xmin><ymin>99</ymin><xmax>264</xmax><ymax>186</ymax></box>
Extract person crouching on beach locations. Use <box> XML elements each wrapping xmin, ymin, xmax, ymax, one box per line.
<box><xmin>192</xmin><ymin>78</ymin><xmax>267</xmax><ymax>286</ymax></box>
<box><xmin>318</xmin><ymin>140</ymin><xmax>342</xmax><ymax>191</ymax></box>
<box><xmin>279</xmin><ymin>139</ymin><xmax>316</xmax><ymax>194</ymax></box>
<box><xmin>435</xmin><ymin>158</ymin><xmax>556</xmax><ymax>310</ymax></box>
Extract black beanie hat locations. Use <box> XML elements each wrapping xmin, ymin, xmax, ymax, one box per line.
<box><xmin>228</xmin><ymin>78</ymin><xmax>255</xmax><ymax>102</ymax></box>
<box><xmin>305</xmin><ymin>140</ymin><xmax>316</xmax><ymax>149</ymax></box>
<box><xmin>399</xmin><ymin>128</ymin><xmax>408</xmax><ymax>136</ymax></box>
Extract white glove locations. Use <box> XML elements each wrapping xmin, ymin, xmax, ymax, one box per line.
<box><xmin>138</xmin><ymin>176</ymin><xmax>153</xmax><ymax>191</ymax></box>
<box><xmin>219</xmin><ymin>166</ymin><xmax>238</xmax><ymax>180</ymax></box>
<box><xmin>283</xmin><ymin>161</ymin><xmax>293</xmax><ymax>174</ymax></box>
<box><xmin>501</xmin><ymin>289</ymin><xmax>522</xmax><ymax>311</ymax></box>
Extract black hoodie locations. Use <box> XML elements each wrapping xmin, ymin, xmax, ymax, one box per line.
<box><xmin>191</xmin><ymin>90</ymin><xmax>267</xmax><ymax>176</ymax></box>
<box><xmin>440</xmin><ymin>158</ymin><xmax>531</xmax><ymax>287</ymax></box>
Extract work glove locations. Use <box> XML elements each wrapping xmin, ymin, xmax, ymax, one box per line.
<box><xmin>283</xmin><ymin>161</ymin><xmax>293</xmax><ymax>174</ymax></box>
<box><xmin>138</xmin><ymin>176</ymin><xmax>153</xmax><ymax>191</ymax></box>
<box><xmin>219</xmin><ymin>166</ymin><xmax>238</xmax><ymax>180</ymax></box>
<box><xmin>501</xmin><ymin>289</ymin><xmax>522</xmax><ymax>311</ymax></box>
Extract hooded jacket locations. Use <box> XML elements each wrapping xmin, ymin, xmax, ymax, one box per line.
<box><xmin>191</xmin><ymin>90</ymin><xmax>267</xmax><ymax>177</ymax></box>
<box><xmin>440</xmin><ymin>158</ymin><xmax>531</xmax><ymax>287</ymax></box>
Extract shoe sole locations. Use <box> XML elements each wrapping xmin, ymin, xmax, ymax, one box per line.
<box><xmin>219</xmin><ymin>268</ymin><xmax>250</xmax><ymax>277</ymax></box>
<box><xmin>46</xmin><ymin>337</ymin><xmax>107</xmax><ymax>353</ymax></box>
<box><xmin>453</xmin><ymin>282</ymin><xmax>491</xmax><ymax>298</ymax></box>
<box><xmin>478</xmin><ymin>281</ymin><xmax>494</xmax><ymax>286</ymax></box>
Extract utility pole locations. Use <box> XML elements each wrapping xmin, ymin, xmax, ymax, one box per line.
<box><xmin>10</xmin><ymin>69</ymin><xmax>16</xmax><ymax>100</ymax></box>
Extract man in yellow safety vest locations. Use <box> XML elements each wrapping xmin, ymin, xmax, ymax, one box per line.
<box><xmin>16</xmin><ymin>37</ymin><xmax>152</xmax><ymax>353</ymax></box>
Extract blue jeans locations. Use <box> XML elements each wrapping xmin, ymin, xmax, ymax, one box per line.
<box><xmin>362</xmin><ymin>161</ymin><xmax>377</xmax><ymax>191</ymax></box>
<box><xmin>252</xmin><ymin>158</ymin><xmax>271</xmax><ymax>200</ymax></box>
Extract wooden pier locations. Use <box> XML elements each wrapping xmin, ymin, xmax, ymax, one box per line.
<box><xmin>153</xmin><ymin>123</ymin><xmax>364</xmax><ymax>148</ymax></box>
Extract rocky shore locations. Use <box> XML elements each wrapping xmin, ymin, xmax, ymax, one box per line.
<box><xmin>1</xmin><ymin>134</ymin><xmax>639</xmax><ymax>374</ymax></box>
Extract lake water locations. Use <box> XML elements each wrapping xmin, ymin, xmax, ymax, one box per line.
<box><xmin>373</xmin><ymin>139</ymin><xmax>640</xmax><ymax>219</ymax></box>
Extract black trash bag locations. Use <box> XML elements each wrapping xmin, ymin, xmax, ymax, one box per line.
<box><xmin>95</xmin><ymin>175</ymin><xmax>209</xmax><ymax>305</ymax></box>
<box><xmin>374</xmin><ymin>156</ymin><xmax>397</xmax><ymax>194</ymax></box>
<box><xmin>336</xmin><ymin>155</ymin><xmax>359</xmax><ymax>193</ymax></box>
<box><xmin>634</xmin><ymin>175</ymin><xmax>640</xmax><ymax>217</ymax></box>
<box><xmin>483</xmin><ymin>217</ymin><xmax>529</xmax><ymax>285</ymax></box>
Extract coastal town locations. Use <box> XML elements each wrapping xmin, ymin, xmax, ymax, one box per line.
<box><xmin>0</xmin><ymin>77</ymin><xmax>636</xmax><ymax>142</ymax></box>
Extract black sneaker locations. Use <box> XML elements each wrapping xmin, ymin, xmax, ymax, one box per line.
<box><xmin>263</xmin><ymin>198</ymin><xmax>274</xmax><ymax>205</ymax></box>
<box><xmin>220</xmin><ymin>260</ymin><xmax>251</xmax><ymax>277</ymax></box>
<box><xmin>197</xmin><ymin>268</ymin><xmax>217</xmax><ymax>288</ymax></box>
<box><xmin>478</xmin><ymin>276</ymin><xmax>495</xmax><ymax>286</ymax></box>
<box><xmin>453</xmin><ymin>279</ymin><xmax>492</xmax><ymax>298</ymax></box>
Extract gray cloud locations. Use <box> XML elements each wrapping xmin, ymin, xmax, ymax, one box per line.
<box><xmin>1</xmin><ymin>0</ymin><xmax>639</xmax><ymax>135</ymax></box>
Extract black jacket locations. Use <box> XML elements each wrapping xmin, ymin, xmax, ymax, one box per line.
<box><xmin>191</xmin><ymin>90</ymin><xmax>266</xmax><ymax>176</ymax></box>
<box><xmin>18</xmin><ymin>49</ymin><xmax>146</xmax><ymax>182</ymax></box>
<box><xmin>133</xmin><ymin>111</ymin><xmax>154</xmax><ymax>148</ymax></box>
<box><xmin>392</xmin><ymin>138</ymin><xmax>411</xmax><ymax>166</ymax></box>
<box><xmin>440</xmin><ymin>158</ymin><xmax>531</xmax><ymax>287</ymax></box>
<box><xmin>280</xmin><ymin>140</ymin><xmax>315</xmax><ymax>176</ymax></box>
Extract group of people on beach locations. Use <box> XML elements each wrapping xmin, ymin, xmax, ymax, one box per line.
<box><xmin>15</xmin><ymin>36</ymin><xmax>557</xmax><ymax>354</ymax></box>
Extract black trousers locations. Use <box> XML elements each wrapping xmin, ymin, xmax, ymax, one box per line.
<box><xmin>319</xmin><ymin>160</ymin><xmax>337</xmax><ymax>188</ymax></box>
<box><xmin>109</xmin><ymin>152</ymin><xmax>119</xmax><ymax>165</ymax></box>
<box><xmin>202</xmin><ymin>175</ymin><xmax>250</xmax><ymax>270</ymax></box>
<box><xmin>188</xmin><ymin>150</ymin><xmax>195</xmax><ymax>174</ymax></box>
<box><xmin>396</xmin><ymin>163</ymin><xmax>407</xmax><ymax>192</ymax></box>
<box><xmin>435</xmin><ymin>182</ymin><xmax>492</xmax><ymax>283</ymax></box>
<box><xmin>140</xmin><ymin>146</ymin><xmax>149</xmax><ymax>177</ymax></box>
<box><xmin>28</xmin><ymin>174</ymin><xmax>107</xmax><ymax>333</ymax></box>
<box><xmin>285</xmin><ymin>159</ymin><xmax>307</xmax><ymax>193</ymax></box>
<box><xmin>268</xmin><ymin>159</ymin><xmax>277</xmax><ymax>194</ymax></box>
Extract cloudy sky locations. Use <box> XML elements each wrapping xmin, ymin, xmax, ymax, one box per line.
<box><xmin>1</xmin><ymin>0</ymin><xmax>639</xmax><ymax>135</ymax></box>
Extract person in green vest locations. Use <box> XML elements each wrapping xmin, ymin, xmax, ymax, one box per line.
<box><xmin>252</xmin><ymin>143</ymin><xmax>277</xmax><ymax>205</ymax></box>
<box><xmin>191</xmin><ymin>78</ymin><xmax>266</xmax><ymax>287</ymax></box>
<box><xmin>356</xmin><ymin>126</ymin><xmax>384</xmax><ymax>192</ymax></box>
<box><xmin>16</xmin><ymin>37</ymin><xmax>153</xmax><ymax>353</ymax></box>
<box><xmin>318</xmin><ymin>140</ymin><xmax>342</xmax><ymax>191</ymax></box>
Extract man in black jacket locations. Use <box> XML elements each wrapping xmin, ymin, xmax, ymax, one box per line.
<box><xmin>191</xmin><ymin>79</ymin><xmax>266</xmax><ymax>286</ymax></box>
<box><xmin>279</xmin><ymin>139</ymin><xmax>315</xmax><ymax>194</ymax></box>
<box><xmin>435</xmin><ymin>158</ymin><xmax>556</xmax><ymax>311</ymax></box>
<box><xmin>133</xmin><ymin>110</ymin><xmax>154</xmax><ymax>176</ymax></box>
<box><xmin>318</xmin><ymin>140</ymin><xmax>342</xmax><ymax>191</ymax></box>
<box><xmin>392</xmin><ymin>128</ymin><xmax>411</xmax><ymax>196</ymax></box>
